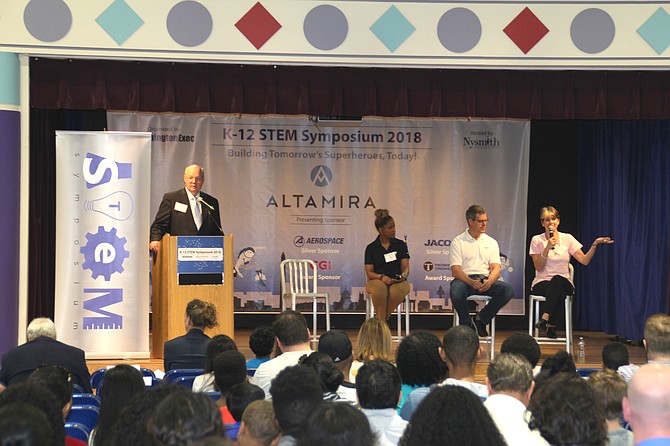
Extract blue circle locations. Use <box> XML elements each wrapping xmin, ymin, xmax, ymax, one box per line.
<box><xmin>437</xmin><ymin>8</ymin><xmax>481</xmax><ymax>53</ymax></box>
<box><xmin>304</xmin><ymin>5</ymin><xmax>348</xmax><ymax>51</ymax></box>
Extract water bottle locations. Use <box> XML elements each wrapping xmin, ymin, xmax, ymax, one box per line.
<box><xmin>577</xmin><ymin>337</ymin><xmax>586</xmax><ymax>362</ymax></box>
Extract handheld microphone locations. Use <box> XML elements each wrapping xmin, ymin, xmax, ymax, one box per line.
<box><xmin>549</xmin><ymin>225</ymin><xmax>555</xmax><ymax>249</ymax></box>
<box><xmin>197</xmin><ymin>197</ymin><xmax>224</xmax><ymax>235</ymax></box>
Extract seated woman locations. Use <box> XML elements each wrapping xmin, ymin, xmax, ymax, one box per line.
<box><xmin>364</xmin><ymin>209</ymin><xmax>410</xmax><ymax>320</ymax></box>
<box><xmin>192</xmin><ymin>334</ymin><xmax>238</xmax><ymax>393</ymax></box>
<box><xmin>529</xmin><ymin>206</ymin><xmax>613</xmax><ymax>338</ymax></box>
<box><xmin>299</xmin><ymin>352</ymin><xmax>346</xmax><ymax>402</ymax></box>
<box><xmin>163</xmin><ymin>299</ymin><xmax>219</xmax><ymax>371</ymax></box>
<box><xmin>350</xmin><ymin>318</ymin><xmax>393</xmax><ymax>382</ymax></box>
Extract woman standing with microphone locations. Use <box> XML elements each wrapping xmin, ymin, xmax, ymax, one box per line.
<box><xmin>364</xmin><ymin>209</ymin><xmax>410</xmax><ymax>320</ymax></box>
<box><xmin>529</xmin><ymin>206</ymin><xmax>613</xmax><ymax>338</ymax></box>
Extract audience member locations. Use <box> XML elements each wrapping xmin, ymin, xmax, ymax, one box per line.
<box><xmin>0</xmin><ymin>402</ymin><xmax>53</xmax><ymax>445</ymax></box>
<box><xmin>484</xmin><ymin>353</ymin><xmax>549</xmax><ymax>446</ymax></box>
<box><xmin>533</xmin><ymin>350</ymin><xmax>577</xmax><ymax>392</ymax></box>
<box><xmin>528</xmin><ymin>372</ymin><xmax>607</xmax><ymax>446</ymax></box>
<box><xmin>0</xmin><ymin>317</ymin><xmax>92</xmax><ymax>392</ymax></box>
<box><xmin>644</xmin><ymin>313</ymin><xmax>670</xmax><ymax>364</ymax></box>
<box><xmin>252</xmin><ymin>311</ymin><xmax>313</xmax><ymax>398</ymax></box>
<box><xmin>149</xmin><ymin>390</ymin><xmax>226</xmax><ymax>445</ymax></box>
<box><xmin>401</xmin><ymin>325</ymin><xmax>486</xmax><ymax>421</ymax></box>
<box><xmin>213</xmin><ymin>351</ymin><xmax>249</xmax><ymax>424</ymax></box>
<box><xmin>350</xmin><ymin>318</ymin><xmax>393</xmax><ymax>382</ymax></box>
<box><xmin>500</xmin><ymin>332</ymin><xmax>542</xmax><ymax>374</ymax></box>
<box><xmin>399</xmin><ymin>385</ymin><xmax>506</xmax><ymax>446</ymax></box>
<box><xmin>395</xmin><ymin>330</ymin><xmax>447</xmax><ymax>410</ymax></box>
<box><xmin>247</xmin><ymin>326</ymin><xmax>275</xmax><ymax>369</ymax></box>
<box><xmin>91</xmin><ymin>364</ymin><xmax>146</xmax><ymax>446</ymax></box>
<box><xmin>0</xmin><ymin>382</ymin><xmax>66</xmax><ymax>446</ymax></box>
<box><xmin>193</xmin><ymin>334</ymin><xmax>238</xmax><ymax>393</ymax></box>
<box><xmin>357</xmin><ymin>359</ymin><xmax>408</xmax><ymax>445</ymax></box>
<box><xmin>299</xmin><ymin>351</ymin><xmax>345</xmax><ymax>401</ymax></box>
<box><xmin>622</xmin><ymin>363</ymin><xmax>670</xmax><ymax>445</ymax></box>
<box><xmin>587</xmin><ymin>370</ymin><xmax>634</xmax><ymax>446</ymax></box>
<box><xmin>237</xmin><ymin>400</ymin><xmax>280</xmax><ymax>446</ymax></box>
<box><xmin>602</xmin><ymin>341</ymin><xmax>639</xmax><ymax>384</ymax></box>
<box><xmin>298</xmin><ymin>402</ymin><xmax>377</xmax><ymax>446</ymax></box>
<box><xmin>270</xmin><ymin>365</ymin><xmax>323</xmax><ymax>445</ymax></box>
<box><xmin>163</xmin><ymin>299</ymin><xmax>218</xmax><ymax>371</ymax></box>
<box><xmin>317</xmin><ymin>329</ymin><xmax>357</xmax><ymax>403</ymax></box>
<box><xmin>224</xmin><ymin>383</ymin><xmax>265</xmax><ymax>441</ymax></box>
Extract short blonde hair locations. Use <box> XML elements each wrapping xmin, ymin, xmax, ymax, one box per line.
<box><xmin>356</xmin><ymin>318</ymin><xmax>392</xmax><ymax>362</ymax></box>
<box><xmin>26</xmin><ymin>317</ymin><xmax>56</xmax><ymax>341</ymax></box>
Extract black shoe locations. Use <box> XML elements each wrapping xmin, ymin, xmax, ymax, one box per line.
<box><xmin>546</xmin><ymin>327</ymin><xmax>557</xmax><ymax>339</ymax></box>
<box><xmin>470</xmin><ymin>315</ymin><xmax>489</xmax><ymax>337</ymax></box>
<box><xmin>535</xmin><ymin>318</ymin><xmax>548</xmax><ymax>331</ymax></box>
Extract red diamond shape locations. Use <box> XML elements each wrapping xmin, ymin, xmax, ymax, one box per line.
<box><xmin>503</xmin><ymin>7</ymin><xmax>549</xmax><ymax>54</ymax></box>
<box><xmin>235</xmin><ymin>2</ymin><xmax>282</xmax><ymax>50</ymax></box>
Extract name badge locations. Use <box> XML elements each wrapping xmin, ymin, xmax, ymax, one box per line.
<box><xmin>174</xmin><ymin>202</ymin><xmax>188</xmax><ymax>213</ymax></box>
<box><xmin>384</xmin><ymin>251</ymin><xmax>397</xmax><ymax>263</ymax></box>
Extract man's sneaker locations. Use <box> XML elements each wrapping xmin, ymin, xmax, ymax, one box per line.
<box><xmin>470</xmin><ymin>315</ymin><xmax>489</xmax><ymax>337</ymax></box>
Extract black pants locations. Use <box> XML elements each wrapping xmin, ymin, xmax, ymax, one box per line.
<box><xmin>530</xmin><ymin>275</ymin><xmax>574</xmax><ymax>325</ymax></box>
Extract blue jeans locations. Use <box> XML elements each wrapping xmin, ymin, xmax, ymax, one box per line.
<box><xmin>450</xmin><ymin>275</ymin><xmax>514</xmax><ymax>325</ymax></box>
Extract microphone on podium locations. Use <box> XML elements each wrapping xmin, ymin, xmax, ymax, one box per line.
<box><xmin>197</xmin><ymin>196</ymin><xmax>224</xmax><ymax>235</ymax></box>
<box><xmin>549</xmin><ymin>225</ymin><xmax>555</xmax><ymax>249</ymax></box>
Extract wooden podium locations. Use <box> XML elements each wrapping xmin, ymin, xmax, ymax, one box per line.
<box><xmin>151</xmin><ymin>234</ymin><xmax>234</xmax><ymax>359</ymax></box>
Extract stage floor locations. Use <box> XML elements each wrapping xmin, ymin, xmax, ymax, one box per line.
<box><xmin>87</xmin><ymin>329</ymin><xmax>645</xmax><ymax>384</ymax></box>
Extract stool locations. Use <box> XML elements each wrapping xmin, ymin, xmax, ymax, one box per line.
<box><xmin>452</xmin><ymin>295</ymin><xmax>496</xmax><ymax>361</ymax></box>
<box><xmin>365</xmin><ymin>292</ymin><xmax>410</xmax><ymax>342</ymax></box>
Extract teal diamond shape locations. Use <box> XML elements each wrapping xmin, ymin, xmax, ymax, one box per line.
<box><xmin>637</xmin><ymin>7</ymin><xmax>670</xmax><ymax>54</ymax></box>
<box><xmin>370</xmin><ymin>6</ymin><xmax>416</xmax><ymax>52</ymax></box>
<box><xmin>96</xmin><ymin>0</ymin><xmax>145</xmax><ymax>45</ymax></box>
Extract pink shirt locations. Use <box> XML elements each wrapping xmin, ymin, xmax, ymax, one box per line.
<box><xmin>529</xmin><ymin>232</ymin><xmax>582</xmax><ymax>287</ymax></box>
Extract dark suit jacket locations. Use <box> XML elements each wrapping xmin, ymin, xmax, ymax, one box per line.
<box><xmin>0</xmin><ymin>336</ymin><xmax>92</xmax><ymax>392</ymax></box>
<box><xmin>150</xmin><ymin>188</ymin><xmax>223</xmax><ymax>242</ymax></box>
<box><xmin>163</xmin><ymin>328</ymin><xmax>211</xmax><ymax>371</ymax></box>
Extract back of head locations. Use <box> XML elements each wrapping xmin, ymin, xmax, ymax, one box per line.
<box><xmin>26</xmin><ymin>317</ymin><xmax>56</xmax><ymax>341</ymax></box>
<box><xmin>0</xmin><ymin>382</ymin><xmax>65</xmax><ymax>446</ymax></box>
<box><xmin>249</xmin><ymin>326</ymin><xmax>275</xmax><ymax>358</ymax></box>
<box><xmin>399</xmin><ymin>385</ymin><xmax>505</xmax><ymax>446</ymax></box>
<box><xmin>318</xmin><ymin>330</ymin><xmax>353</xmax><ymax>364</ymax></box>
<box><xmin>644</xmin><ymin>313</ymin><xmax>670</xmax><ymax>359</ymax></box>
<box><xmin>225</xmin><ymin>383</ymin><xmax>264</xmax><ymax>422</ymax></box>
<box><xmin>587</xmin><ymin>369</ymin><xmax>627</xmax><ymax>421</ymax></box>
<box><xmin>96</xmin><ymin>364</ymin><xmax>146</xmax><ymax>445</ymax></box>
<box><xmin>626</xmin><ymin>363</ymin><xmax>670</xmax><ymax>431</ymax></box>
<box><xmin>269</xmin><ymin>365</ymin><xmax>323</xmax><ymax>437</ymax></box>
<box><xmin>356</xmin><ymin>318</ymin><xmax>392</xmax><ymax>362</ymax></box>
<box><xmin>396</xmin><ymin>330</ymin><xmax>447</xmax><ymax>386</ymax></box>
<box><xmin>271</xmin><ymin>310</ymin><xmax>309</xmax><ymax>348</ymax></box>
<box><xmin>300</xmin><ymin>351</ymin><xmax>343</xmax><ymax>393</ymax></box>
<box><xmin>534</xmin><ymin>350</ymin><xmax>577</xmax><ymax>392</ymax></box>
<box><xmin>0</xmin><ymin>402</ymin><xmax>53</xmax><ymax>446</ymax></box>
<box><xmin>204</xmin><ymin>334</ymin><xmax>238</xmax><ymax>373</ymax></box>
<box><xmin>150</xmin><ymin>390</ymin><xmax>225</xmax><ymax>445</ymax></box>
<box><xmin>442</xmin><ymin>326</ymin><xmax>479</xmax><ymax>368</ymax></box>
<box><xmin>186</xmin><ymin>299</ymin><xmax>219</xmax><ymax>329</ymax></box>
<box><xmin>297</xmin><ymin>402</ymin><xmax>376</xmax><ymax>446</ymax></box>
<box><xmin>240</xmin><ymin>400</ymin><xmax>280</xmax><ymax>446</ymax></box>
<box><xmin>601</xmin><ymin>342</ymin><xmax>630</xmax><ymax>370</ymax></box>
<box><xmin>214</xmin><ymin>351</ymin><xmax>248</xmax><ymax>395</ymax></box>
<box><xmin>28</xmin><ymin>365</ymin><xmax>73</xmax><ymax>410</ymax></box>
<box><xmin>486</xmin><ymin>353</ymin><xmax>533</xmax><ymax>394</ymax></box>
<box><xmin>500</xmin><ymin>332</ymin><xmax>542</xmax><ymax>368</ymax></box>
<box><xmin>528</xmin><ymin>372</ymin><xmax>607</xmax><ymax>446</ymax></box>
<box><xmin>356</xmin><ymin>359</ymin><xmax>401</xmax><ymax>409</ymax></box>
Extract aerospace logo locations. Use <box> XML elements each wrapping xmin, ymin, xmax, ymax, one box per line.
<box><xmin>294</xmin><ymin>236</ymin><xmax>305</xmax><ymax>247</ymax></box>
<box><xmin>310</xmin><ymin>165</ymin><xmax>333</xmax><ymax>187</ymax></box>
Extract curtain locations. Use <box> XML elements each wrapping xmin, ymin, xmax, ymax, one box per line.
<box><xmin>576</xmin><ymin>120</ymin><xmax>670</xmax><ymax>340</ymax></box>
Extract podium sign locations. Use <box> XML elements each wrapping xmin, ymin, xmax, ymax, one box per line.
<box><xmin>177</xmin><ymin>236</ymin><xmax>224</xmax><ymax>285</ymax></box>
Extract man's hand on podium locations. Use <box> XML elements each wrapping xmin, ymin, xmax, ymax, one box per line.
<box><xmin>150</xmin><ymin>241</ymin><xmax>160</xmax><ymax>253</ymax></box>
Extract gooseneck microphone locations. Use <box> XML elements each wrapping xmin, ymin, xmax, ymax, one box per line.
<box><xmin>197</xmin><ymin>196</ymin><xmax>224</xmax><ymax>235</ymax></box>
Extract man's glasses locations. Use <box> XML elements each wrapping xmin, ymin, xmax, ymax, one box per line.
<box><xmin>474</xmin><ymin>219</ymin><xmax>488</xmax><ymax>224</ymax></box>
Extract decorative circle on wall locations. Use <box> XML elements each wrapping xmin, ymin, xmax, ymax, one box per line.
<box><xmin>167</xmin><ymin>1</ymin><xmax>213</xmax><ymax>47</ymax></box>
<box><xmin>304</xmin><ymin>5</ymin><xmax>348</xmax><ymax>50</ymax></box>
<box><xmin>24</xmin><ymin>0</ymin><xmax>72</xmax><ymax>42</ymax></box>
<box><xmin>571</xmin><ymin>8</ymin><xmax>615</xmax><ymax>54</ymax></box>
<box><xmin>437</xmin><ymin>8</ymin><xmax>482</xmax><ymax>53</ymax></box>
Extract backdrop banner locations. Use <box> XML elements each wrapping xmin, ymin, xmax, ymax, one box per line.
<box><xmin>108</xmin><ymin>113</ymin><xmax>529</xmax><ymax>316</ymax></box>
<box><xmin>55</xmin><ymin>131</ymin><xmax>151</xmax><ymax>358</ymax></box>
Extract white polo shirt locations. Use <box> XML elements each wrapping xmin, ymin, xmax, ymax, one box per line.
<box><xmin>450</xmin><ymin>229</ymin><xmax>501</xmax><ymax>275</ymax></box>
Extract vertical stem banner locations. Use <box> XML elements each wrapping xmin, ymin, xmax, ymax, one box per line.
<box><xmin>55</xmin><ymin>131</ymin><xmax>151</xmax><ymax>358</ymax></box>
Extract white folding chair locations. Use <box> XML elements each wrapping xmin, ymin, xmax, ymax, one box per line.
<box><xmin>364</xmin><ymin>289</ymin><xmax>410</xmax><ymax>342</ymax></box>
<box><xmin>452</xmin><ymin>295</ymin><xmax>496</xmax><ymax>361</ymax></box>
<box><xmin>528</xmin><ymin>263</ymin><xmax>575</xmax><ymax>353</ymax></box>
<box><xmin>280</xmin><ymin>259</ymin><xmax>331</xmax><ymax>344</ymax></box>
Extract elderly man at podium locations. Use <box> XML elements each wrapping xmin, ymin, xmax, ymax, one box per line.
<box><xmin>149</xmin><ymin>164</ymin><xmax>223</xmax><ymax>252</ymax></box>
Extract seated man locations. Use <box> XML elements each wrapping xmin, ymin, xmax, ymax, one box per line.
<box><xmin>587</xmin><ymin>370</ymin><xmax>634</xmax><ymax>446</ymax></box>
<box><xmin>318</xmin><ymin>329</ymin><xmax>357</xmax><ymax>403</ymax></box>
<box><xmin>500</xmin><ymin>332</ymin><xmax>542</xmax><ymax>375</ymax></box>
<box><xmin>623</xmin><ymin>364</ymin><xmax>670</xmax><ymax>445</ymax></box>
<box><xmin>237</xmin><ymin>400</ymin><xmax>280</xmax><ymax>446</ymax></box>
<box><xmin>356</xmin><ymin>359</ymin><xmax>408</xmax><ymax>445</ymax></box>
<box><xmin>0</xmin><ymin>318</ymin><xmax>91</xmax><ymax>393</ymax></box>
<box><xmin>449</xmin><ymin>205</ymin><xmax>514</xmax><ymax>337</ymax></box>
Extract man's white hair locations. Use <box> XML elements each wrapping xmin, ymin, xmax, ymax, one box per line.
<box><xmin>26</xmin><ymin>317</ymin><xmax>57</xmax><ymax>341</ymax></box>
